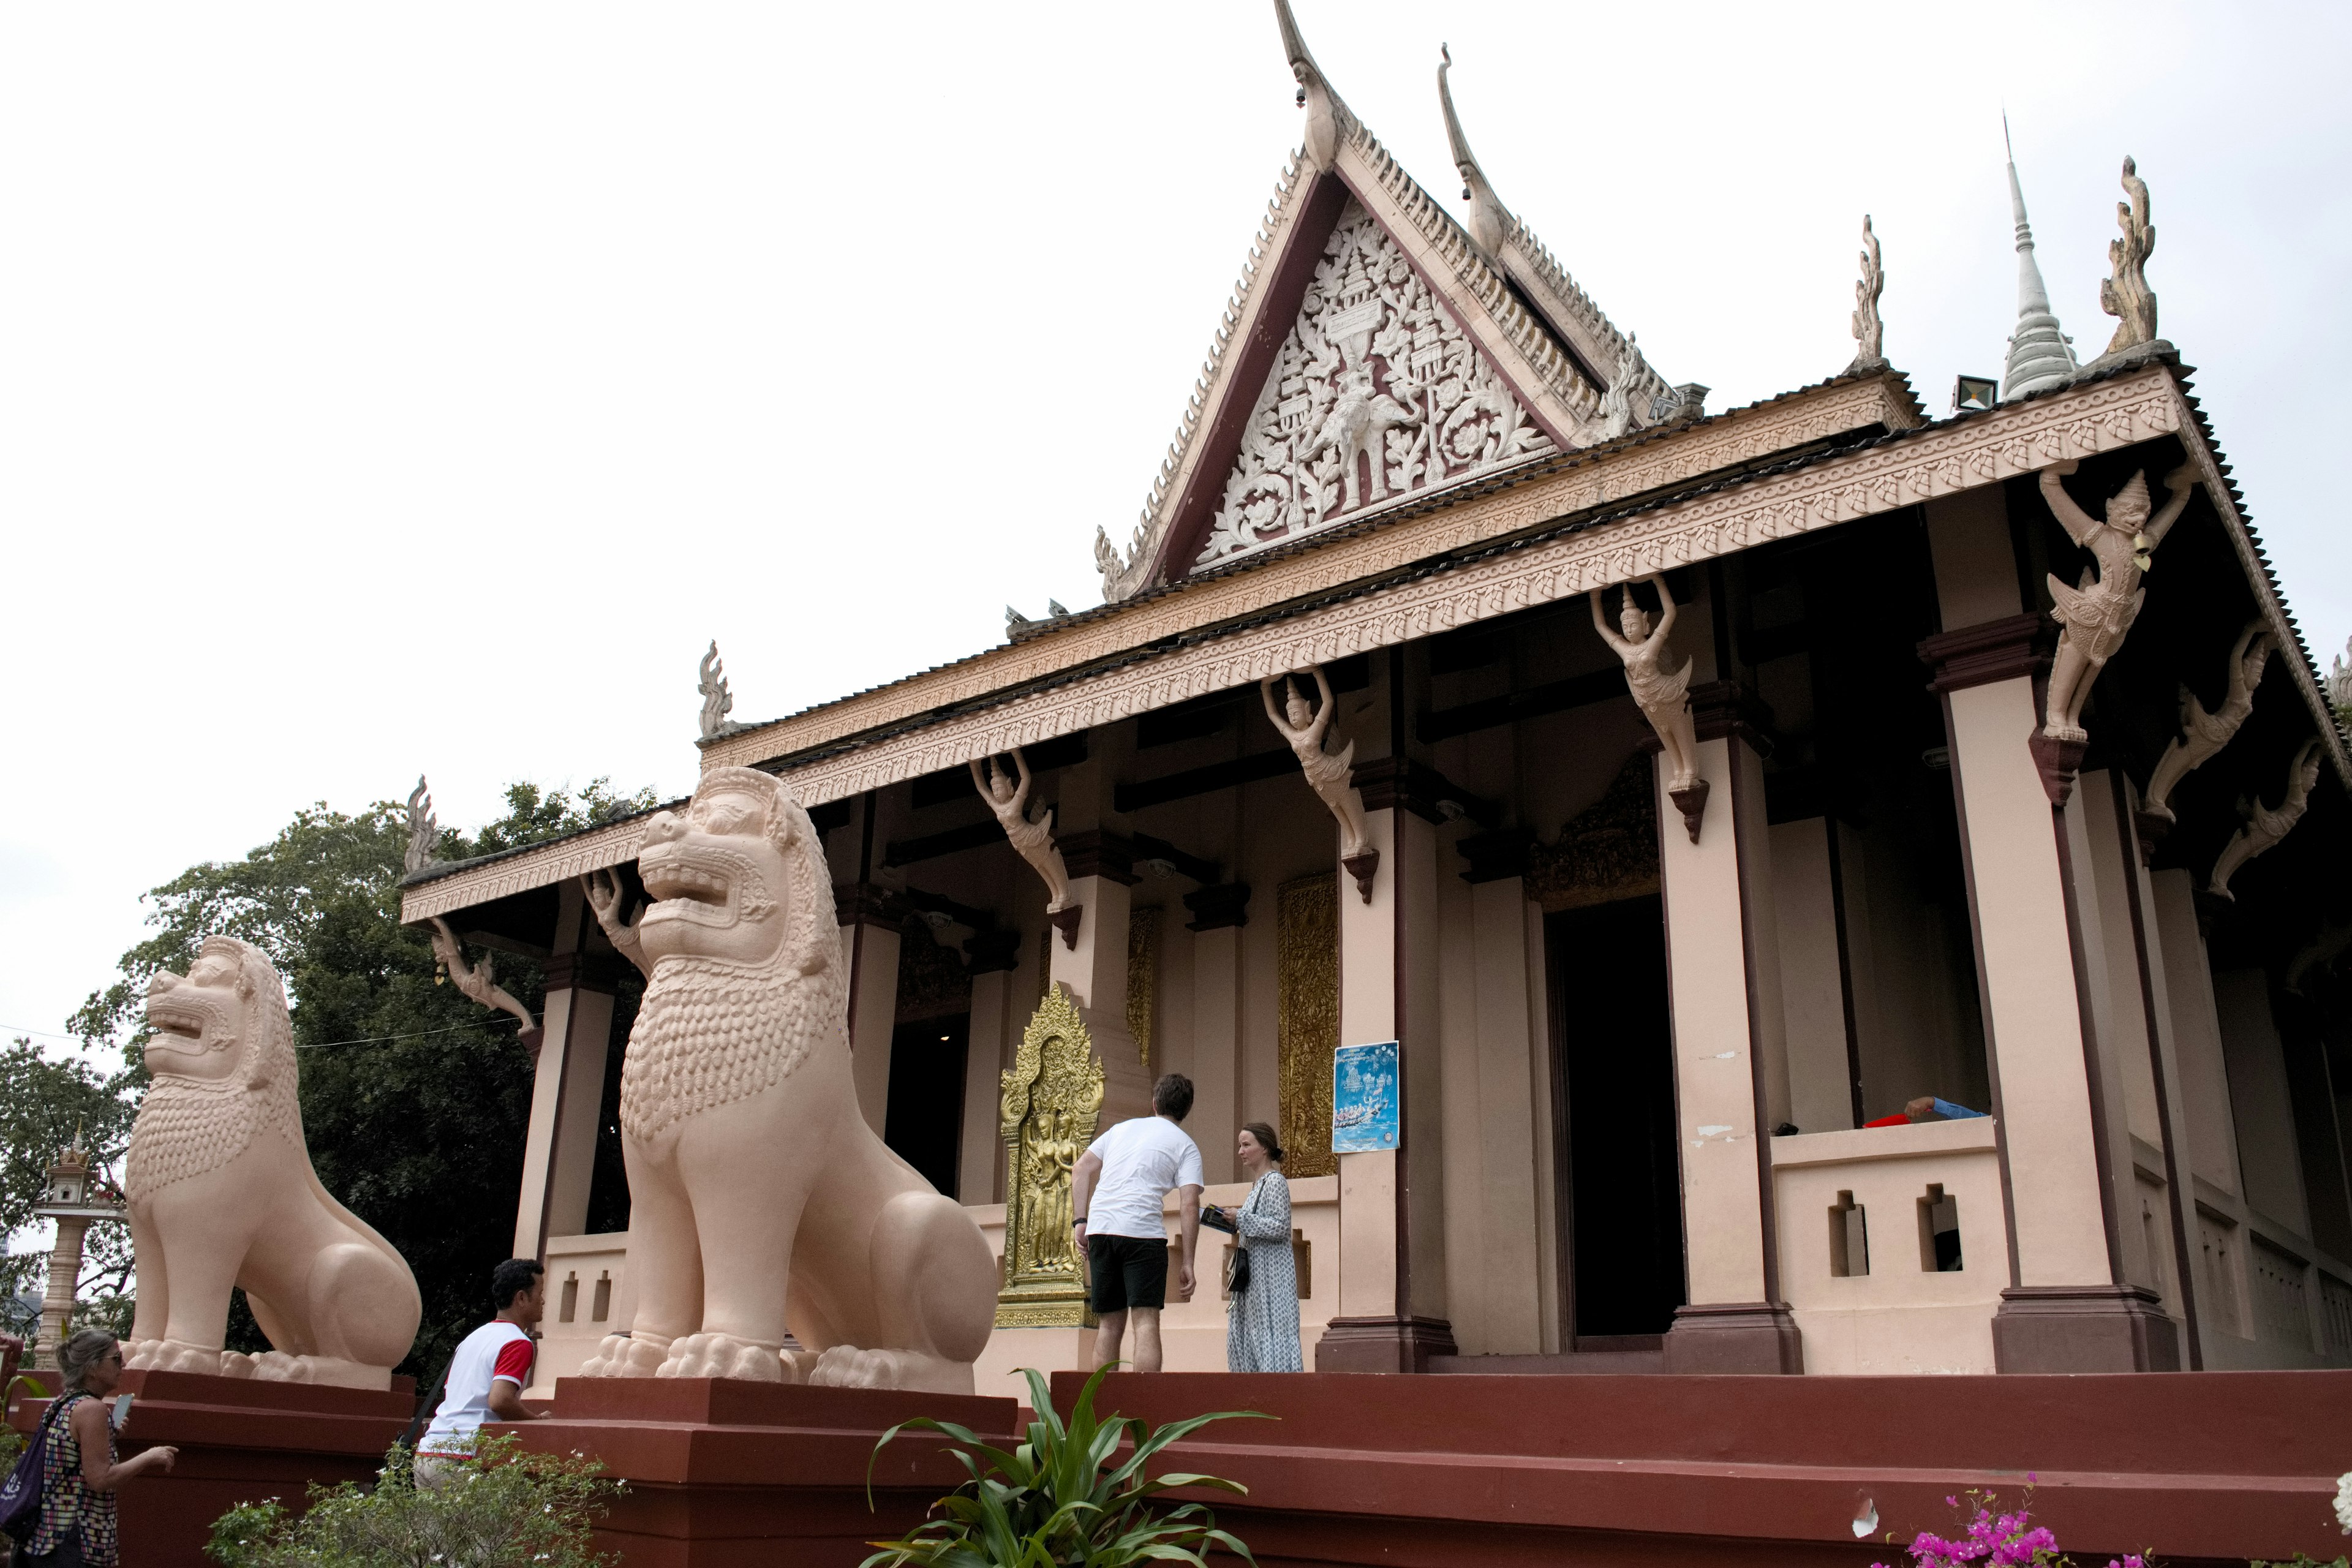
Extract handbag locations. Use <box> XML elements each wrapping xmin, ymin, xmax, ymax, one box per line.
<box><xmin>1224</xmin><ymin>1245</ymin><xmax>1252</xmax><ymax>1294</ymax></box>
<box><xmin>0</xmin><ymin>1393</ymin><xmax>74</xmax><ymax>1543</ymax></box>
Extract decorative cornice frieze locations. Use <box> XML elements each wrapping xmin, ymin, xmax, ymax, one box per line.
<box><xmin>401</xmin><ymin>369</ymin><xmax>2190</xmax><ymax>926</ymax></box>
<box><xmin>756</xmin><ymin>371</ymin><xmax>2179</xmax><ymax>809</ymax></box>
<box><xmin>398</xmin><ymin>814</ymin><xmax>654</xmax><ymax>925</ymax></box>
<box><xmin>702</xmin><ymin>375</ymin><xmax>1920</xmax><ymax>778</ymax></box>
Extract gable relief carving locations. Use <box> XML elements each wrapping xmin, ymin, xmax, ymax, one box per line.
<box><xmin>1526</xmin><ymin>753</ymin><xmax>1661</xmax><ymax>913</ymax></box>
<box><xmin>1196</xmin><ymin>199</ymin><xmax>1553</xmax><ymax>572</ymax></box>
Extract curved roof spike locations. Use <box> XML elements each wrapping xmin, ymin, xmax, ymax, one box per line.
<box><xmin>1273</xmin><ymin>0</ymin><xmax>1352</xmax><ymax>170</ymax></box>
<box><xmin>1435</xmin><ymin>42</ymin><xmax>1510</xmax><ymax>257</ymax></box>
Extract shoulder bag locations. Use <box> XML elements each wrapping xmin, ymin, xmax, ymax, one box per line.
<box><xmin>0</xmin><ymin>1392</ymin><xmax>75</xmax><ymax>1542</ymax></box>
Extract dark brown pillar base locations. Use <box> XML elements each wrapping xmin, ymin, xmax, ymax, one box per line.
<box><xmin>1313</xmin><ymin>1315</ymin><xmax>1458</xmax><ymax>1373</ymax></box>
<box><xmin>1991</xmin><ymin>1283</ymin><xmax>2181</xmax><ymax>1371</ymax></box>
<box><xmin>1662</xmin><ymin>1302</ymin><xmax>1804</xmax><ymax>1373</ymax></box>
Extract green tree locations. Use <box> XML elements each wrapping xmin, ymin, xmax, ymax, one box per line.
<box><xmin>64</xmin><ymin>778</ymin><xmax>654</xmax><ymax>1379</ymax></box>
<box><xmin>0</xmin><ymin>1039</ymin><xmax>140</xmax><ymax>1343</ymax></box>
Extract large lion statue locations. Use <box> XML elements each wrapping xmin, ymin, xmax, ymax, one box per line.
<box><xmin>124</xmin><ymin>935</ymin><xmax>421</xmax><ymax>1389</ymax></box>
<box><xmin>577</xmin><ymin>766</ymin><xmax>995</xmax><ymax>1392</ymax></box>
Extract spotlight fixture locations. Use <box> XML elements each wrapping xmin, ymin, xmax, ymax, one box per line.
<box><xmin>1952</xmin><ymin>375</ymin><xmax>1997</xmax><ymax>414</ymax></box>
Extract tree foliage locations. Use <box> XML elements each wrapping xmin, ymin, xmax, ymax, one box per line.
<box><xmin>0</xmin><ymin>1042</ymin><xmax>140</xmax><ymax>1338</ymax></box>
<box><xmin>55</xmin><ymin>778</ymin><xmax>653</xmax><ymax>1379</ymax></box>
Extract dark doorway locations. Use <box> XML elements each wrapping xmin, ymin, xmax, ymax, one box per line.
<box><xmin>1547</xmin><ymin>895</ymin><xmax>1686</xmax><ymax>1339</ymax></box>
<box><xmin>884</xmin><ymin>1014</ymin><xmax>970</xmax><ymax>1198</ymax></box>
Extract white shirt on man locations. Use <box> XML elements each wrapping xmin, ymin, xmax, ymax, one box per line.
<box><xmin>1084</xmin><ymin>1115</ymin><xmax>1204</xmax><ymax>1240</ymax></box>
<box><xmin>417</xmin><ymin>1319</ymin><xmax>534</xmax><ymax>1458</ymax></box>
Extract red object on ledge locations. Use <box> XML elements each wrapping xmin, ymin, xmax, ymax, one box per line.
<box><xmin>1864</xmin><ymin>1112</ymin><xmax>1912</xmax><ymax>1128</ymax></box>
<box><xmin>7</xmin><ymin>1368</ymin><xmax>413</xmax><ymax>1568</ymax></box>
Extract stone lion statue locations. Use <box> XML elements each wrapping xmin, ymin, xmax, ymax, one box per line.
<box><xmin>125</xmin><ymin>935</ymin><xmax>421</xmax><ymax>1389</ymax></box>
<box><xmin>577</xmin><ymin>766</ymin><xmax>995</xmax><ymax>1392</ymax></box>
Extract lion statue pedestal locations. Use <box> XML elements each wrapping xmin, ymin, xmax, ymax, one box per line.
<box><xmin>124</xmin><ymin>936</ymin><xmax>421</xmax><ymax>1390</ymax></box>
<box><xmin>575</xmin><ymin>767</ymin><xmax>997</xmax><ymax>1392</ymax></box>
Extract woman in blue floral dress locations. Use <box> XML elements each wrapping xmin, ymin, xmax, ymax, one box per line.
<box><xmin>22</xmin><ymin>1329</ymin><xmax>177</xmax><ymax>1567</ymax></box>
<box><xmin>1218</xmin><ymin>1123</ymin><xmax>1303</xmax><ymax>1373</ymax></box>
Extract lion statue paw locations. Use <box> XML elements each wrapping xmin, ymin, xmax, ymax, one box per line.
<box><xmin>247</xmin><ymin>1351</ymin><xmax>317</xmax><ymax>1384</ymax></box>
<box><xmin>657</xmin><ymin>1333</ymin><xmax>800</xmax><ymax>1383</ymax></box>
<box><xmin>578</xmin><ymin>1333</ymin><xmax>667</xmax><ymax>1379</ymax></box>
<box><xmin>807</xmin><ymin>1346</ymin><xmax>911</xmax><ymax>1390</ymax></box>
<box><xmin>126</xmin><ymin>1338</ymin><xmax>239</xmax><ymax>1377</ymax></box>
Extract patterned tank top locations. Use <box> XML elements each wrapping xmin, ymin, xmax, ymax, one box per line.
<box><xmin>28</xmin><ymin>1392</ymin><xmax>119</xmax><ymax>1568</ymax></box>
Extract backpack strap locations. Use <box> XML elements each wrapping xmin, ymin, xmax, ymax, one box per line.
<box><xmin>398</xmin><ymin>1355</ymin><xmax>458</xmax><ymax>1456</ymax></box>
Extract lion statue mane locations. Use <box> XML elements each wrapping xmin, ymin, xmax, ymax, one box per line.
<box><xmin>125</xmin><ymin>934</ymin><xmax>421</xmax><ymax>1389</ymax></box>
<box><xmin>578</xmin><ymin>766</ymin><xmax>996</xmax><ymax>1391</ymax></box>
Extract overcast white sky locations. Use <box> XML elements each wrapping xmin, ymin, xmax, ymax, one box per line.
<box><xmin>4</xmin><ymin>2</ymin><xmax>2348</xmax><ymax>1053</ymax></box>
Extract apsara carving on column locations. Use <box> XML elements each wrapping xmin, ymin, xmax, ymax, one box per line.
<box><xmin>971</xmin><ymin>748</ymin><xmax>1080</xmax><ymax>946</ymax></box>
<box><xmin>427</xmin><ymin>918</ymin><xmax>543</xmax><ymax>1058</ymax></box>
<box><xmin>996</xmin><ymin>982</ymin><xmax>1105</xmax><ymax>1329</ymax></box>
<box><xmin>1126</xmin><ymin>905</ymin><xmax>1162</xmax><ymax>1068</ymax></box>
<box><xmin>2207</xmin><ymin>738</ymin><xmax>2323</xmax><ymax>902</ymax></box>
<box><xmin>1592</xmin><ymin>573</ymin><xmax>1706</xmax><ymax>842</ymax></box>
<box><xmin>2030</xmin><ymin>459</ymin><xmax>2200</xmax><ymax>802</ymax></box>
<box><xmin>2136</xmin><ymin>619</ymin><xmax>2274</xmax><ymax>856</ymax></box>
<box><xmin>1195</xmin><ymin>198</ymin><xmax>1552</xmax><ymax>571</ymax></box>
<box><xmin>1262</xmin><ymin>665</ymin><xmax>1378</xmax><ymax>900</ymax></box>
<box><xmin>2100</xmin><ymin>157</ymin><xmax>2158</xmax><ymax>356</ymax></box>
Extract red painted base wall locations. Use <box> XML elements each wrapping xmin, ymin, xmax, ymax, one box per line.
<box><xmin>1046</xmin><ymin>1370</ymin><xmax>2351</xmax><ymax>1567</ymax></box>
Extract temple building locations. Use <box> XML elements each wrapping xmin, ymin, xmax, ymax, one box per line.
<box><xmin>399</xmin><ymin>3</ymin><xmax>2352</xmax><ymax>1387</ymax></box>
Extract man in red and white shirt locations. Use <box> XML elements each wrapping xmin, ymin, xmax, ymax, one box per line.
<box><xmin>414</xmin><ymin>1257</ymin><xmax>546</xmax><ymax>1488</ymax></box>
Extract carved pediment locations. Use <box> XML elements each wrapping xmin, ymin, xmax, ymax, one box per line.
<box><xmin>1527</xmin><ymin>753</ymin><xmax>1660</xmax><ymax>912</ymax></box>
<box><xmin>1193</xmin><ymin>199</ymin><xmax>1555</xmax><ymax>572</ymax></box>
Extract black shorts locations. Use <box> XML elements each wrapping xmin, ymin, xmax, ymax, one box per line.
<box><xmin>1087</xmin><ymin>1232</ymin><xmax>1169</xmax><ymax>1314</ymax></box>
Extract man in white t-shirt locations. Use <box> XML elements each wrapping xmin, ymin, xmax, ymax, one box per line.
<box><xmin>413</xmin><ymin>1257</ymin><xmax>547</xmax><ymax>1488</ymax></box>
<box><xmin>1070</xmin><ymin>1072</ymin><xmax>1204</xmax><ymax>1373</ymax></box>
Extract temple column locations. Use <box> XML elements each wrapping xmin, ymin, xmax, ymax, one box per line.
<box><xmin>1657</xmin><ymin>684</ymin><xmax>1802</xmax><ymax>1373</ymax></box>
<box><xmin>1317</xmin><ymin>749</ymin><xmax>1453</xmax><ymax>1373</ymax></box>
<box><xmin>959</xmin><ymin>933</ymin><xmax>1022</xmax><ymax>1204</ymax></box>
<box><xmin>1050</xmin><ymin>831</ymin><xmax>1153</xmax><ymax>1123</ymax></box>
<box><xmin>514</xmin><ymin>882</ymin><xmax>619</xmax><ymax>1259</ymax></box>
<box><xmin>1183</xmin><ymin>883</ymin><xmax>1252</xmax><ymax>1185</ymax></box>
<box><xmin>1920</xmin><ymin>487</ymin><xmax>2179</xmax><ymax>1371</ymax></box>
<box><xmin>838</xmin><ymin>882</ymin><xmax>907</xmax><ymax>1136</ymax></box>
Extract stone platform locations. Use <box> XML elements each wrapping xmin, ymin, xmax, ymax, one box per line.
<box><xmin>499</xmin><ymin>1378</ymin><xmax>1020</xmax><ymax>1567</ymax></box>
<box><xmin>1049</xmin><ymin>1369</ymin><xmax>2352</xmax><ymax>1567</ymax></box>
<box><xmin>7</xmin><ymin>1368</ymin><xmax>413</xmax><ymax>1568</ymax></box>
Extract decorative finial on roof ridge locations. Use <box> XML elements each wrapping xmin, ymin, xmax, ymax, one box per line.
<box><xmin>698</xmin><ymin>639</ymin><xmax>741</xmax><ymax>741</ymax></box>
<box><xmin>1274</xmin><ymin>0</ymin><xmax>1353</xmax><ymax>172</ymax></box>
<box><xmin>2099</xmin><ymin>156</ymin><xmax>2158</xmax><ymax>356</ymax></box>
<box><xmin>404</xmin><ymin>775</ymin><xmax>439</xmax><ymax>875</ymax></box>
<box><xmin>1437</xmin><ymin>43</ymin><xmax>1511</xmax><ymax>260</ymax></box>
<box><xmin>2000</xmin><ymin>115</ymin><xmax>2076</xmax><ymax>401</ymax></box>
<box><xmin>1844</xmin><ymin>214</ymin><xmax>1887</xmax><ymax>375</ymax></box>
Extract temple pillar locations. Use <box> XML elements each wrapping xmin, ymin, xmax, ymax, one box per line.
<box><xmin>1920</xmin><ymin>486</ymin><xmax>2180</xmax><ymax>1371</ymax></box>
<box><xmin>959</xmin><ymin>937</ymin><xmax>1021</xmax><ymax>1204</ymax></box>
<box><xmin>1183</xmin><ymin>883</ymin><xmax>1252</xmax><ymax>1185</ymax></box>
<box><xmin>515</xmin><ymin>884</ymin><xmax>620</xmax><ymax>1259</ymax></box>
<box><xmin>1051</xmin><ymin>831</ymin><xmax>1153</xmax><ymax>1123</ymax></box>
<box><xmin>1657</xmin><ymin>685</ymin><xmax>1802</xmax><ymax>1373</ymax></box>
<box><xmin>838</xmin><ymin>883</ymin><xmax>907</xmax><ymax>1136</ymax></box>
<box><xmin>1317</xmin><ymin>755</ymin><xmax>1453</xmax><ymax>1373</ymax></box>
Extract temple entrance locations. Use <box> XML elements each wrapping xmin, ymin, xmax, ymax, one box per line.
<box><xmin>883</xmin><ymin>1014</ymin><xmax>968</xmax><ymax>1198</ymax></box>
<box><xmin>1547</xmin><ymin>894</ymin><xmax>1686</xmax><ymax>1342</ymax></box>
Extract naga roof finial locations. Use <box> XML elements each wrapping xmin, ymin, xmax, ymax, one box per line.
<box><xmin>1438</xmin><ymin>44</ymin><xmax>1512</xmax><ymax>260</ymax></box>
<box><xmin>2000</xmin><ymin>113</ymin><xmax>2077</xmax><ymax>402</ymax></box>
<box><xmin>1274</xmin><ymin>0</ymin><xmax>1352</xmax><ymax>172</ymax></box>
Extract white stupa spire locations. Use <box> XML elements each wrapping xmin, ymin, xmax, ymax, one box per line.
<box><xmin>2001</xmin><ymin>116</ymin><xmax>2077</xmax><ymax>401</ymax></box>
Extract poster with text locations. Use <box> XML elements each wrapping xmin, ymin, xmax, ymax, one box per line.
<box><xmin>1331</xmin><ymin>1040</ymin><xmax>1399</xmax><ymax>1153</ymax></box>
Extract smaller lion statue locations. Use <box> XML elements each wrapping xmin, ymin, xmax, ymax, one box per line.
<box><xmin>124</xmin><ymin>935</ymin><xmax>421</xmax><ymax>1389</ymax></box>
<box><xmin>576</xmin><ymin>766</ymin><xmax>997</xmax><ymax>1392</ymax></box>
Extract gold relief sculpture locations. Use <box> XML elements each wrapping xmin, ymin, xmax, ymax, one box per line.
<box><xmin>1127</xmin><ymin>905</ymin><xmax>1163</xmax><ymax>1067</ymax></box>
<box><xmin>996</xmin><ymin>982</ymin><xmax>1106</xmax><ymax>1328</ymax></box>
<box><xmin>1526</xmin><ymin>753</ymin><xmax>1661</xmax><ymax>913</ymax></box>
<box><xmin>1276</xmin><ymin>873</ymin><xmax>1339</xmax><ymax>1179</ymax></box>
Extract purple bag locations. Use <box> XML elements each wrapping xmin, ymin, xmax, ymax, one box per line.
<box><xmin>0</xmin><ymin>1394</ymin><xmax>73</xmax><ymax>1543</ymax></box>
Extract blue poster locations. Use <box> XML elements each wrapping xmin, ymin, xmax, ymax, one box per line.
<box><xmin>1330</xmin><ymin>1040</ymin><xmax>1400</xmax><ymax>1153</ymax></box>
